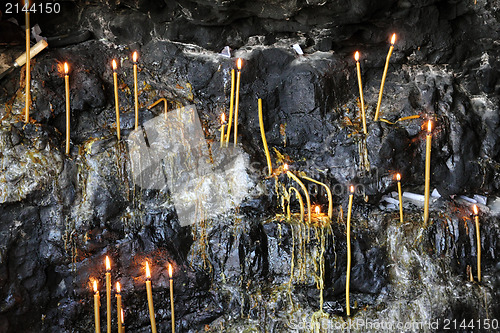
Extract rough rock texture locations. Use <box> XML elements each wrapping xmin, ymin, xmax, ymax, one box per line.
<box><xmin>0</xmin><ymin>0</ymin><xmax>499</xmax><ymax>332</ymax></box>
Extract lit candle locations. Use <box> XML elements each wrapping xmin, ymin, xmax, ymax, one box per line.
<box><xmin>473</xmin><ymin>205</ymin><xmax>481</xmax><ymax>282</ymax></box>
<box><xmin>64</xmin><ymin>62</ymin><xmax>71</xmax><ymax>155</ymax></box>
<box><xmin>105</xmin><ymin>257</ymin><xmax>112</xmax><ymax>333</ymax></box>
<box><xmin>233</xmin><ymin>58</ymin><xmax>242</xmax><ymax>145</ymax></box>
<box><xmin>374</xmin><ymin>33</ymin><xmax>396</xmax><ymax>121</ymax></box>
<box><xmin>121</xmin><ymin>309</ymin><xmax>125</xmax><ymax>333</ymax></box>
<box><xmin>423</xmin><ymin>120</ymin><xmax>432</xmax><ymax>225</ymax></box>
<box><xmin>25</xmin><ymin>0</ymin><xmax>31</xmax><ymax>123</ymax></box>
<box><xmin>346</xmin><ymin>185</ymin><xmax>354</xmax><ymax>316</ymax></box>
<box><xmin>301</xmin><ymin>176</ymin><xmax>333</xmax><ymax>220</ymax></box>
<box><xmin>354</xmin><ymin>51</ymin><xmax>367</xmax><ymax>134</ymax></box>
<box><xmin>285</xmin><ymin>165</ymin><xmax>311</xmax><ymax>224</ymax></box>
<box><xmin>396</xmin><ymin>173</ymin><xmax>403</xmax><ymax>223</ymax></box>
<box><xmin>93</xmin><ymin>280</ymin><xmax>101</xmax><ymax>333</ymax></box>
<box><xmin>145</xmin><ymin>262</ymin><xmax>157</xmax><ymax>333</ymax></box>
<box><xmin>116</xmin><ymin>282</ymin><xmax>123</xmax><ymax>333</ymax></box>
<box><xmin>258</xmin><ymin>98</ymin><xmax>272</xmax><ymax>175</ymax></box>
<box><xmin>112</xmin><ymin>60</ymin><xmax>121</xmax><ymax>140</ymax></box>
<box><xmin>225</xmin><ymin>69</ymin><xmax>235</xmax><ymax>146</ymax></box>
<box><xmin>220</xmin><ymin>113</ymin><xmax>226</xmax><ymax>148</ymax></box>
<box><xmin>133</xmin><ymin>51</ymin><xmax>139</xmax><ymax>130</ymax></box>
<box><xmin>168</xmin><ymin>263</ymin><xmax>175</xmax><ymax>333</ymax></box>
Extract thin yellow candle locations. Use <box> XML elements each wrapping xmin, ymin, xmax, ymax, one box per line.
<box><xmin>25</xmin><ymin>0</ymin><xmax>31</xmax><ymax>123</ymax></box>
<box><xmin>354</xmin><ymin>51</ymin><xmax>367</xmax><ymax>134</ymax></box>
<box><xmin>220</xmin><ymin>113</ymin><xmax>226</xmax><ymax>148</ymax></box>
<box><xmin>145</xmin><ymin>262</ymin><xmax>157</xmax><ymax>333</ymax></box>
<box><xmin>225</xmin><ymin>69</ymin><xmax>235</xmax><ymax>146</ymax></box>
<box><xmin>287</xmin><ymin>187</ymin><xmax>304</xmax><ymax>222</ymax></box>
<box><xmin>133</xmin><ymin>52</ymin><xmax>139</xmax><ymax>130</ymax></box>
<box><xmin>233</xmin><ymin>58</ymin><xmax>242</xmax><ymax>145</ymax></box>
<box><xmin>301</xmin><ymin>176</ymin><xmax>333</xmax><ymax>220</ymax></box>
<box><xmin>423</xmin><ymin>120</ymin><xmax>432</xmax><ymax>225</ymax></box>
<box><xmin>64</xmin><ymin>62</ymin><xmax>71</xmax><ymax>155</ymax></box>
<box><xmin>473</xmin><ymin>205</ymin><xmax>481</xmax><ymax>282</ymax></box>
<box><xmin>258</xmin><ymin>98</ymin><xmax>272</xmax><ymax>176</ymax></box>
<box><xmin>285</xmin><ymin>165</ymin><xmax>311</xmax><ymax>224</ymax></box>
<box><xmin>346</xmin><ymin>185</ymin><xmax>354</xmax><ymax>316</ymax></box>
<box><xmin>396</xmin><ymin>173</ymin><xmax>403</xmax><ymax>223</ymax></box>
<box><xmin>112</xmin><ymin>60</ymin><xmax>121</xmax><ymax>140</ymax></box>
<box><xmin>168</xmin><ymin>264</ymin><xmax>175</xmax><ymax>333</ymax></box>
<box><xmin>105</xmin><ymin>256</ymin><xmax>112</xmax><ymax>333</ymax></box>
<box><xmin>116</xmin><ymin>282</ymin><xmax>123</xmax><ymax>333</ymax></box>
<box><xmin>374</xmin><ymin>33</ymin><xmax>396</xmax><ymax>121</ymax></box>
<box><xmin>93</xmin><ymin>280</ymin><xmax>101</xmax><ymax>333</ymax></box>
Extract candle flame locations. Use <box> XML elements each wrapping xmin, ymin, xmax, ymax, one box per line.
<box><xmin>93</xmin><ymin>280</ymin><xmax>98</xmax><ymax>293</ymax></box>
<box><xmin>116</xmin><ymin>281</ymin><xmax>121</xmax><ymax>293</ymax></box>
<box><xmin>105</xmin><ymin>256</ymin><xmax>111</xmax><ymax>271</ymax></box>
<box><xmin>168</xmin><ymin>263</ymin><xmax>173</xmax><ymax>279</ymax></box>
<box><xmin>121</xmin><ymin>309</ymin><xmax>124</xmax><ymax>323</ymax></box>
<box><xmin>112</xmin><ymin>59</ymin><xmax>117</xmax><ymax>70</ymax></box>
<box><xmin>427</xmin><ymin>120</ymin><xmax>432</xmax><ymax>132</ymax></box>
<box><xmin>132</xmin><ymin>51</ymin><xmax>138</xmax><ymax>63</ymax></box>
<box><xmin>391</xmin><ymin>33</ymin><xmax>396</xmax><ymax>45</ymax></box>
<box><xmin>145</xmin><ymin>261</ymin><xmax>151</xmax><ymax>279</ymax></box>
<box><xmin>396</xmin><ymin>173</ymin><xmax>401</xmax><ymax>181</ymax></box>
<box><xmin>64</xmin><ymin>62</ymin><xmax>69</xmax><ymax>75</ymax></box>
<box><xmin>315</xmin><ymin>206</ymin><xmax>320</xmax><ymax>215</ymax></box>
<box><xmin>354</xmin><ymin>51</ymin><xmax>360</xmax><ymax>61</ymax></box>
<box><xmin>350</xmin><ymin>185</ymin><xmax>355</xmax><ymax>193</ymax></box>
<box><xmin>221</xmin><ymin>113</ymin><xmax>225</xmax><ymax>124</ymax></box>
<box><xmin>236</xmin><ymin>58</ymin><xmax>242</xmax><ymax>70</ymax></box>
<box><xmin>473</xmin><ymin>204</ymin><xmax>478</xmax><ymax>215</ymax></box>
<box><xmin>283</xmin><ymin>163</ymin><xmax>289</xmax><ymax>171</ymax></box>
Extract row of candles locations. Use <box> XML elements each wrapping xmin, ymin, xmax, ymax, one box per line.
<box><xmin>92</xmin><ymin>257</ymin><xmax>175</xmax><ymax>333</ymax></box>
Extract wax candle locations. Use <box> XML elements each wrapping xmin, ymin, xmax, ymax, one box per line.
<box><xmin>286</xmin><ymin>166</ymin><xmax>311</xmax><ymax>224</ymax></box>
<box><xmin>225</xmin><ymin>69</ymin><xmax>235</xmax><ymax>145</ymax></box>
<box><xmin>25</xmin><ymin>0</ymin><xmax>31</xmax><ymax>123</ymax></box>
<box><xmin>233</xmin><ymin>58</ymin><xmax>242</xmax><ymax>145</ymax></box>
<box><xmin>354</xmin><ymin>51</ymin><xmax>367</xmax><ymax>134</ymax></box>
<box><xmin>147</xmin><ymin>98</ymin><xmax>168</xmax><ymax>120</ymax></box>
<box><xmin>93</xmin><ymin>280</ymin><xmax>101</xmax><ymax>333</ymax></box>
<box><xmin>396</xmin><ymin>173</ymin><xmax>403</xmax><ymax>223</ymax></box>
<box><xmin>220</xmin><ymin>113</ymin><xmax>226</xmax><ymax>148</ymax></box>
<box><xmin>473</xmin><ymin>205</ymin><xmax>481</xmax><ymax>282</ymax></box>
<box><xmin>133</xmin><ymin>51</ymin><xmax>139</xmax><ymax>131</ymax></box>
<box><xmin>64</xmin><ymin>62</ymin><xmax>71</xmax><ymax>155</ymax></box>
<box><xmin>116</xmin><ymin>282</ymin><xmax>123</xmax><ymax>333</ymax></box>
<box><xmin>374</xmin><ymin>33</ymin><xmax>396</xmax><ymax>122</ymax></box>
<box><xmin>423</xmin><ymin>120</ymin><xmax>432</xmax><ymax>225</ymax></box>
<box><xmin>145</xmin><ymin>262</ymin><xmax>157</xmax><ymax>333</ymax></box>
<box><xmin>169</xmin><ymin>263</ymin><xmax>175</xmax><ymax>333</ymax></box>
<box><xmin>112</xmin><ymin>60</ymin><xmax>121</xmax><ymax>140</ymax></box>
<box><xmin>346</xmin><ymin>185</ymin><xmax>354</xmax><ymax>316</ymax></box>
<box><xmin>258</xmin><ymin>98</ymin><xmax>272</xmax><ymax>176</ymax></box>
<box><xmin>121</xmin><ymin>309</ymin><xmax>125</xmax><ymax>333</ymax></box>
<box><xmin>105</xmin><ymin>257</ymin><xmax>112</xmax><ymax>333</ymax></box>
<box><xmin>302</xmin><ymin>176</ymin><xmax>333</xmax><ymax>220</ymax></box>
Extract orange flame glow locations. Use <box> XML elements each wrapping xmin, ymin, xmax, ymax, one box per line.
<box><xmin>132</xmin><ymin>51</ymin><xmax>138</xmax><ymax>63</ymax></box>
<box><xmin>315</xmin><ymin>206</ymin><xmax>320</xmax><ymax>215</ymax></box>
<box><xmin>168</xmin><ymin>263</ymin><xmax>173</xmax><ymax>279</ymax></box>
<box><xmin>116</xmin><ymin>282</ymin><xmax>121</xmax><ymax>293</ymax></box>
<box><xmin>396</xmin><ymin>173</ymin><xmax>401</xmax><ymax>181</ymax></box>
<box><xmin>284</xmin><ymin>163</ymin><xmax>289</xmax><ymax>171</ymax></box>
<box><xmin>236</xmin><ymin>58</ymin><xmax>242</xmax><ymax>70</ymax></box>
<box><xmin>427</xmin><ymin>120</ymin><xmax>432</xmax><ymax>132</ymax></box>
<box><xmin>354</xmin><ymin>51</ymin><xmax>360</xmax><ymax>62</ymax></box>
<box><xmin>121</xmin><ymin>309</ymin><xmax>124</xmax><ymax>323</ymax></box>
<box><xmin>64</xmin><ymin>62</ymin><xmax>69</xmax><ymax>75</ymax></box>
<box><xmin>105</xmin><ymin>256</ymin><xmax>111</xmax><ymax>271</ymax></box>
<box><xmin>350</xmin><ymin>185</ymin><xmax>355</xmax><ymax>193</ymax></box>
<box><xmin>473</xmin><ymin>204</ymin><xmax>478</xmax><ymax>215</ymax></box>
<box><xmin>93</xmin><ymin>280</ymin><xmax>98</xmax><ymax>293</ymax></box>
<box><xmin>391</xmin><ymin>33</ymin><xmax>396</xmax><ymax>45</ymax></box>
<box><xmin>221</xmin><ymin>113</ymin><xmax>226</xmax><ymax>124</ymax></box>
<box><xmin>145</xmin><ymin>261</ymin><xmax>151</xmax><ymax>279</ymax></box>
<box><xmin>112</xmin><ymin>59</ymin><xmax>117</xmax><ymax>70</ymax></box>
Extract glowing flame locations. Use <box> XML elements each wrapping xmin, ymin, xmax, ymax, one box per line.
<box><xmin>283</xmin><ymin>164</ymin><xmax>289</xmax><ymax>171</ymax></box>
<box><xmin>427</xmin><ymin>120</ymin><xmax>432</xmax><ymax>132</ymax></box>
<box><xmin>221</xmin><ymin>113</ymin><xmax>225</xmax><ymax>124</ymax></box>
<box><xmin>112</xmin><ymin>59</ymin><xmax>117</xmax><ymax>70</ymax></box>
<box><xmin>391</xmin><ymin>33</ymin><xmax>396</xmax><ymax>45</ymax></box>
<box><xmin>116</xmin><ymin>282</ymin><xmax>121</xmax><ymax>293</ymax></box>
<box><xmin>350</xmin><ymin>185</ymin><xmax>355</xmax><ymax>193</ymax></box>
<box><xmin>396</xmin><ymin>173</ymin><xmax>401</xmax><ymax>181</ymax></box>
<box><xmin>121</xmin><ymin>309</ymin><xmax>124</xmax><ymax>323</ymax></box>
<box><xmin>315</xmin><ymin>206</ymin><xmax>320</xmax><ymax>215</ymax></box>
<box><xmin>64</xmin><ymin>62</ymin><xmax>69</xmax><ymax>75</ymax></box>
<box><xmin>132</xmin><ymin>51</ymin><xmax>138</xmax><ymax>63</ymax></box>
<box><xmin>236</xmin><ymin>58</ymin><xmax>242</xmax><ymax>70</ymax></box>
<box><xmin>473</xmin><ymin>204</ymin><xmax>478</xmax><ymax>215</ymax></box>
<box><xmin>168</xmin><ymin>263</ymin><xmax>173</xmax><ymax>279</ymax></box>
<box><xmin>145</xmin><ymin>261</ymin><xmax>151</xmax><ymax>279</ymax></box>
<box><xmin>354</xmin><ymin>51</ymin><xmax>360</xmax><ymax>61</ymax></box>
<box><xmin>105</xmin><ymin>256</ymin><xmax>111</xmax><ymax>271</ymax></box>
<box><xmin>93</xmin><ymin>280</ymin><xmax>98</xmax><ymax>293</ymax></box>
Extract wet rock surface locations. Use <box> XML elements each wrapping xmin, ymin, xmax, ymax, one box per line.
<box><xmin>0</xmin><ymin>0</ymin><xmax>499</xmax><ymax>332</ymax></box>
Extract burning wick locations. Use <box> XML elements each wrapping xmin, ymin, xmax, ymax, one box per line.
<box><xmin>145</xmin><ymin>262</ymin><xmax>157</xmax><ymax>333</ymax></box>
<box><xmin>105</xmin><ymin>257</ymin><xmax>111</xmax><ymax>333</ymax></box>
<box><xmin>64</xmin><ymin>62</ymin><xmax>71</xmax><ymax>155</ymax></box>
<box><xmin>24</xmin><ymin>0</ymin><xmax>31</xmax><ymax>123</ymax></box>
<box><xmin>258</xmin><ymin>98</ymin><xmax>273</xmax><ymax>176</ymax></box>
<box><xmin>93</xmin><ymin>280</ymin><xmax>101</xmax><ymax>333</ymax></box>
<box><xmin>354</xmin><ymin>51</ymin><xmax>367</xmax><ymax>134</ymax></box>
<box><xmin>346</xmin><ymin>185</ymin><xmax>355</xmax><ymax>316</ymax></box>
<box><xmin>473</xmin><ymin>205</ymin><xmax>481</xmax><ymax>282</ymax></box>
<box><xmin>302</xmin><ymin>176</ymin><xmax>333</xmax><ymax>220</ymax></box>
<box><xmin>396</xmin><ymin>173</ymin><xmax>404</xmax><ymax>223</ymax></box>
<box><xmin>121</xmin><ymin>309</ymin><xmax>125</xmax><ymax>333</ymax></box>
<box><xmin>283</xmin><ymin>163</ymin><xmax>289</xmax><ymax>171</ymax></box>
<box><xmin>112</xmin><ymin>59</ymin><xmax>121</xmax><ymax>140</ymax></box>
<box><xmin>220</xmin><ymin>113</ymin><xmax>226</xmax><ymax>148</ymax></box>
<box><xmin>168</xmin><ymin>263</ymin><xmax>175</xmax><ymax>333</ymax></box>
<box><xmin>374</xmin><ymin>33</ymin><xmax>397</xmax><ymax>121</ymax></box>
<box><xmin>423</xmin><ymin>120</ymin><xmax>433</xmax><ymax>225</ymax></box>
<box><xmin>116</xmin><ymin>282</ymin><xmax>123</xmax><ymax>333</ymax></box>
<box><xmin>233</xmin><ymin>58</ymin><xmax>243</xmax><ymax>145</ymax></box>
<box><xmin>132</xmin><ymin>51</ymin><xmax>139</xmax><ymax>130</ymax></box>
<box><xmin>314</xmin><ymin>205</ymin><xmax>320</xmax><ymax>215</ymax></box>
